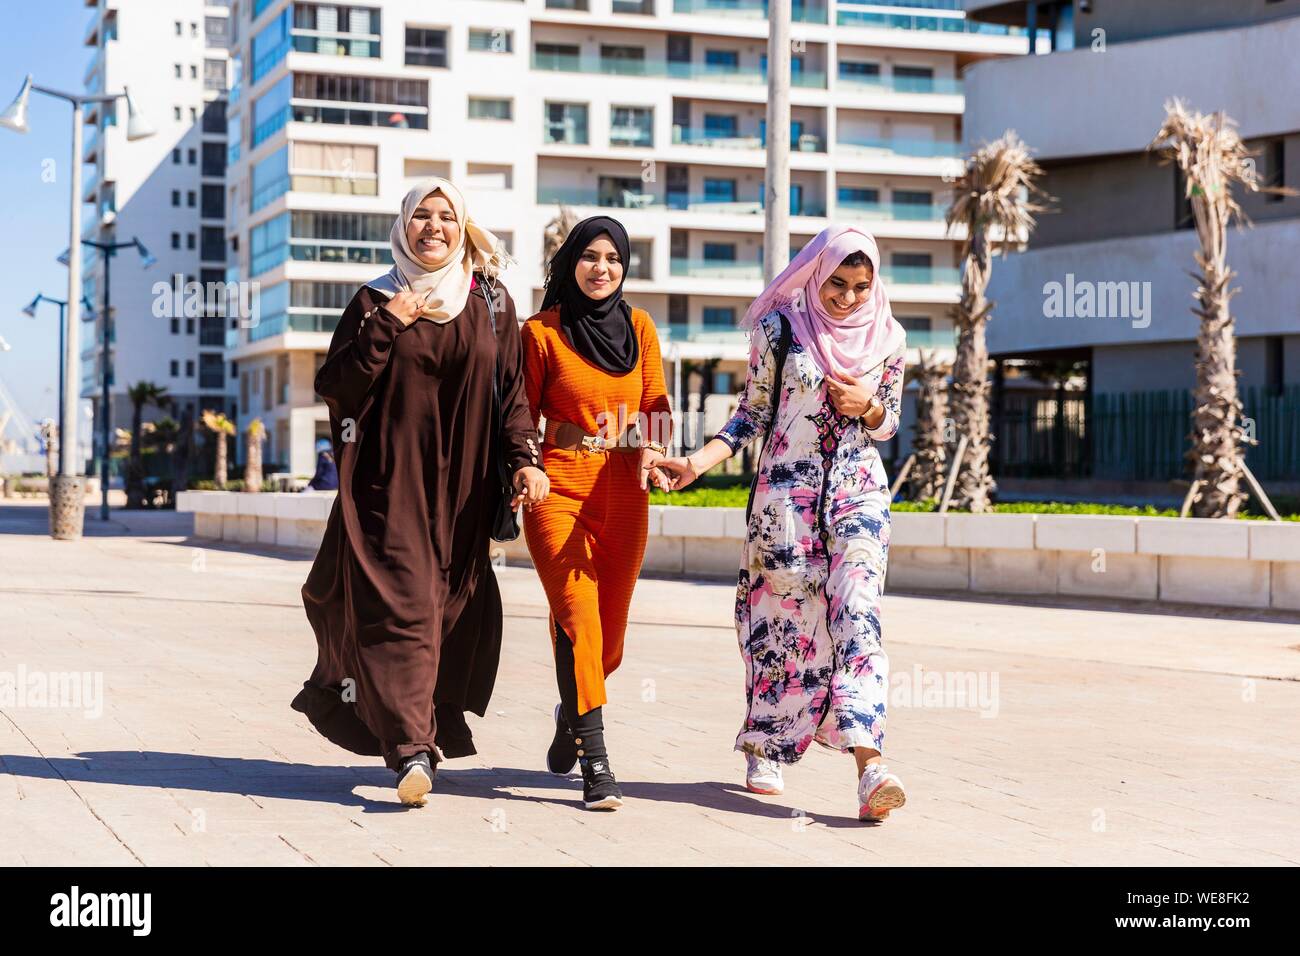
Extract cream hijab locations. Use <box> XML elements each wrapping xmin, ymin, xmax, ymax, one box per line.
<box><xmin>367</xmin><ymin>177</ymin><xmax>513</xmax><ymax>323</ymax></box>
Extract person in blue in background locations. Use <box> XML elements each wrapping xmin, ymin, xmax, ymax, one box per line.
<box><xmin>307</xmin><ymin>438</ymin><xmax>338</xmax><ymax>491</ymax></box>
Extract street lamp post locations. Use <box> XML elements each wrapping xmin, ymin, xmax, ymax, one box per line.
<box><xmin>82</xmin><ymin>237</ymin><xmax>153</xmax><ymax>522</ymax></box>
<box><xmin>0</xmin><ymin>73</ymin><xmax>154</xmax><ymax>539</ymax></box>
<box><xmin>22</xmin><ymin>292</ymin><xmax>95</xmax><ymax>467</ymax></box>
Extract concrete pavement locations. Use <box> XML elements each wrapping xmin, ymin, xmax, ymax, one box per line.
<box><xmin>1</xmin><ymin>500</ymin><xmax>1298</xmax><ymax>866</ymax></box>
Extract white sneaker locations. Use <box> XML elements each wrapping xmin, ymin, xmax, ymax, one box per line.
<box><xmin>745</xmin><ymin>753</ymin><xmax>784</xmax><ymax>795</ymax></box>
<box><xmin>858</xmin><ymin>763</ymin><xmax>906</xmax><ymax>822</ymax></box>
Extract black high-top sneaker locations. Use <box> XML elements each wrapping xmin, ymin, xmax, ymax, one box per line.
<box><xmin>572</xmin><ymin>707</ymin><xmax>622</xmax><ymax>810</ymax></box>
<box><xmin>546</xmin><ymin>703</ymin><xmax>579</xmax><ymax>774</ymax></box>
<box><xmin>395</xmin><ymin>752</ymin><xmax>434</xmax><ymax>807</ymax></box>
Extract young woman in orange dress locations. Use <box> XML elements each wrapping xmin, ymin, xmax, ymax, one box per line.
<box><xmin>520</xmin><ymin>216</ymin><xmax>673</xmax><ymax>811</ymax></box>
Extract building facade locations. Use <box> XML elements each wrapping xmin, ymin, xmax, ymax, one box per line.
<box><xmin>223</xmin><ymin>0</ymin><xmax>1029</xmax><ymax>475</ymax></box>
<box><xmin>80</xmin><ymin>0</ymin><xmax>234</xmax><ymax>455</ymax></box>
<box><xmin>963</xmin><ymin>0</ymin><xmax>1299</xmax><ymax>489</ymax></box>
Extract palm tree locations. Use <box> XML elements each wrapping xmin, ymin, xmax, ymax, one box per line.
<box><xmin>125</xmin><ymin>383</ymin><xmax>171</xmax><ymax>509</ymax></box>
<box><xmin>243</xmin><ymin>418</ymin><xmax>266</xmax><ymax>493</ymax></box>
<box><xmin>909</xmin><ymin>350</ymin><xmax>949</xmax><ymax>501</ymax></box>
<box><xmin>542</xmin><ymin>204</ymin><xmax>578</xmax><ymax>273</ymax></box>
<box><xmin>201</xmin><ymin>410</ymin><xmax>236</xmax><ymax>489</ymax></box>
<box><xmin>945</xmin><ymin>131</ymin><xmax>1049</xmax><ymax>512</ymax></box>
<box><xmin>1148</xmin><ymin>100</ymin><xmax>1286</xmax><ymax>518</ymax></box>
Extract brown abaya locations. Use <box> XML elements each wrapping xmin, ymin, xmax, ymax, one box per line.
<box><xmin>292</xmin><ymin>278</ymin><xmax>537</xmax><ymax>771</ymax></box>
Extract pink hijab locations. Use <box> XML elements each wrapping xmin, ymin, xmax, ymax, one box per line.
<box><xmin>742</xmin><ymin>225</ymin><xmax>905</xmax><ymax>380</ymax></box>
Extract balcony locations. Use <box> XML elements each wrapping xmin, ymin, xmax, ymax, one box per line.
<box><xmin>531</xmin><ymin>52</ymin><xmax>827</xmax><ymax>89</ymax></box>
<box><xmin>672</xmin><ymin>126</ymin><xmax>826</xmax><ymax>152</ymax></box>
<box><xmin>838</xmin><ymin>200</ymin><xmax>947</xmax><ymax>222</ymax></box>
<box><xmin>837</xmin><ymin>73</ymin><xmax>964</xmax><ymax>96</ymax></box>
<box><xmin>537</xmin><ymin>186</ymin><xmax>826</xmax><ymax>217</ymax></box>
<box><xmin>836</xmin><ymin>135</ymin><xmax>962</xmax><ymax>159</ymax></box>
<box><xmin>667</xmin><ymin>259</ymin><xmax>959</xmax><ymax>286</ymax></box>
<box><xmin>670</xmin><ymin>0</ymin><xmax>829</xmax><ymax>24</ymax></box>
<box><xmin>836</xmin><ymin>2</ymin><xmax>1027</xmax><ymax>36</ymax></box>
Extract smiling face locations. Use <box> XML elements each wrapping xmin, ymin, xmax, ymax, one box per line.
<box><xmin>574</xmin><ymin>234</ymin><xmax>624</xmax><ymax>301</ymax></box>
<box><xmin>405</xmin><ymin>192</ymin><xmax>461</xmax><ymax>267</ymax></box>
<box><xmin>818</xmin><ymin>259</ymin><xmax>875</xmax><ymax>319</ymax></box>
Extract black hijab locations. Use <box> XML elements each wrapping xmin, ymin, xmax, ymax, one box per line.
<box><xmin>541</xmin><ymin>216</ymin><xmax>639</xmax><ymax>375</ymax></box>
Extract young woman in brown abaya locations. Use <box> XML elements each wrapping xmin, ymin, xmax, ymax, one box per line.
<box><xmin>293</xmin><ymin>178</ymin><xmax>548</xmax><ymax>806</ymax></box>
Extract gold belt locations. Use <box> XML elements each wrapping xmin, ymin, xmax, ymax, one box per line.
<box><xmin>543</xmin><ymin>419</ymin><xmax>640</xmax><ymax>455</ymax></box>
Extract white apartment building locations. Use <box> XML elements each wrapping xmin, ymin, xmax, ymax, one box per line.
<box><xmin>223</xmin><ymin>0</ymin><xmax>1030</xmax><ymax>475</ymax></box>
<box><xmin>80</xmin><ymin>0</ymin><xmax>234</xmax><ymax>454</ymax></box>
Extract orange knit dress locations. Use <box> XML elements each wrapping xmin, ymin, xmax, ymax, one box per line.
<box><xmin>521</xmin><ymin>305</ymin><xmax>671</xmax><ymax>716</ymax></box>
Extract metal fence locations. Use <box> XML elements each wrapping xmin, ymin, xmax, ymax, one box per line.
<box><xmin>1093</xmin><ymin>386</ymin><xmax>1299</xmax><ymax>482</ymax></box>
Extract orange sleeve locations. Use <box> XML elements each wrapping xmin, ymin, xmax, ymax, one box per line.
<box><xmin>638</xmin><ymin>312</ymin><xmax>672</xmax><ymax>445</ymax></box>
<box><xmin>520</xmin><ymin>318</ymin><xmax>547</xmax><ymax>430</ymax></box>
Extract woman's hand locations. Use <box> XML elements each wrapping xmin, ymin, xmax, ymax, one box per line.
<box><xmin>638</xmin><ymin>448</ymin><xmax>672</xmax><ymax>492</ymax></box>
<box><xmin>826</xmin><ymin>371</ymin><xmax>885</xmax><ymax>427</ymax></box>
<box><xmin>382</xmin><ymin>289</ymin><xmax>431</xmax><ymax>327</ymax></box>
<box><xmin>655</xmin><ymin>455</ymin><xmax>701</xmax><ymax>492</ymax></box>
<box><xmin>511</xmin><ymin>466</ymin><xmax>549</xmax><ymax>510</ymax></box>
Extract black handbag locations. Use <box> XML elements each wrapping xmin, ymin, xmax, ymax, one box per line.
<box><xmin>483</xmin><ymin>277</ymin><xmax>522</xmax><ymax>543</ymax></box>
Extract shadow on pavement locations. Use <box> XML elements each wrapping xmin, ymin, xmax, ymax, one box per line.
<box><xmin>0</xmin><ymin>751</ymin><xmax>865</xmax><ymax>825</ymax></box>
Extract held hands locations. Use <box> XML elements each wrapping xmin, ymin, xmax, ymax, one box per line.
<box><xmin>511</xmin><ymin>466</ymin><xmax>549</xmax><ymax>510</ymax></box>
<box><xmin>655</xmin><ymin>455</ymin><xmax>701</xmax><ymax>492</ymax></box>
<box><xmin>826</xmin><ymin>371</ymin><xmax>886</xmax><ymax>427</ymax></box>
<box><xmin>382</xmin><ymin>289</ymin><xmax>433</xmax><ymax>327</ymax></box>
<box><xmin>638</xmin><ymin>448</ymin><xmax>673</xmax><ymax>492</ymax></box>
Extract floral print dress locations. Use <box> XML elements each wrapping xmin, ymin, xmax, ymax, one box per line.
<box><xmin>714</xmin><ymin>309</ymin><xmax>907</xmax><ymax>764</ymax></box>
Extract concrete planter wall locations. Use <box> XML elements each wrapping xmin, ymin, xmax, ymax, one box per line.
<box><xmin>176</xmin><ymin>491</ymin><xmax>1300</xmax><ymax>611</ymax></box>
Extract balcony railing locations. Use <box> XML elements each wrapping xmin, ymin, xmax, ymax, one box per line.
<box><xmin>837</xmin><ymin>200</ymin><xmax>946</xmax><ymax>222</ymax></box>
<box><xmin>291</xmin><ymin>31</ymin><xmax>381</xmax><ymax>60</ymax></box>
<box><xmin>537</xmin><ymin>186</ymin><xmax>826</xmax><ymax>217</ymax></box>
<box><xmin>248</xmin><ymin>311</ymin><xmax>342</xmax><ymax>343</ymax></box>
<box><xmin>666</xmin><ymin>259</ymin><xmax>960</xmax><ymax>284</ymax></box>
<box><xmin>671</xmin><ymin>0</ymin><xmax>829</xmax><ymax>24</ymax></box>
<box><xmin>672</xmin><ymin>126</ymin><xmax>826</xmax><ymax>152</ymax></box>
<box><xmin>837</xmin><ymin>74</ymin><xmax>964</xmax><ymax>96</ymax></box>
<box><xmin>532</xmin><ymin>52</ymin><xmax>827</xmax><ymax>89</ymax></box>
<box><xmin>836</xmin><ymin>5</ymin><xmax>1027</xmax><ymax>36</ymax></box>
<box><xmin>837</xmin><ymin>135</ymin><xmax>963</xmax><ymax>159</ymax></box>
<box><xmin>660</xmin><ymin>322</ymin><xmax>748</xmax><ymax>345</ymax></box>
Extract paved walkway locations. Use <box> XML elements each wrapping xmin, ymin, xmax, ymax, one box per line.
<box><xmin>1</xmin><ymin>500</ymin><xmax>1298</xmax><ymax>866</ymax></box>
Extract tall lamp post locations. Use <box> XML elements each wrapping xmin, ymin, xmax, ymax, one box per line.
<box><xmin>0</xmin><ymin>73</ymin><xmax>154</xmax><ymax>539</ymax></box>
<box><xmin>21</xmin><ymin>292</ymin><xmax>96</xmax><ymax>469</ymax></box>
<box><xmin>763</xmin><ymin>0</ymin><xmax>792</xmax><ymax>284</ymax></box>
<box><xmin>79</xmin><ymin>237</ymin><xmax>154</xmax><ymax>522</ymax></box>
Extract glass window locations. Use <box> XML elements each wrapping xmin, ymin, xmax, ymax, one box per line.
<box><xmin>704</xmin><ymin>49</ymin><xmax>739</xmax><ymax>71</ymax></box>
<box><xmin>544</xmin><ymin>102</ymin><xmax>588</xmax><ymax>145</ymax></box>
<box><xmin>610</xmin><ymin>106</ymin><xmax>652</xmax><ymax>147</ymax></box>
<box><xmin>469</xmin><ymin>28</ymin><xmax>512</xmax><ymax>53</ymax></box>
<box><xmin>703</xmin><ymin>306</ymin><xmax>736</xmax><ymax>325</ymax></box>
<box><xmin>251</xmin><ymin>214</ymin><xmax>290</xmax><ymax>275</ymax></box>
<box><xmin>405</xmin><ymin>27</ymin><xmax>448</xmax><ymax>67</ymax></box>
<box><xmin>469</xmin><ymin>97</ymin><xmax>512</xmax><ymax>121</ymax></box>
<box><xmin>702</xmin><ymin>242</ymin><xmax>736</xmax><ymax>261</ymax></box>
<box><xmin>252</xmin><ymin>9</ymin><xmax>291</xmax><ymax>84</ymax></box>
<box><xmin>252</xmin><ymin>74</ymin><xmax>291</xmax><ymax>146</ymax></box>
<box><xmin>251</xmin><ymin>146</ymin><xmax>290</xmax><ymax>212</ymax></box>
<box><xmin>703</xmin><ymin>114</ymin><xmax>738</xmax><ymax>139</ymax></box>
<box><xmin>703</xmin><ymin>179</ymin><xmax>737</xmax><ymax>203</ymax></box>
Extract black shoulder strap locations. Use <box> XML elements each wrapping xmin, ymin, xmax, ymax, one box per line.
<box><xmin>745</xmin><ymin>312</ymin><xmax>792</xmax><ymax>524</ymax></box>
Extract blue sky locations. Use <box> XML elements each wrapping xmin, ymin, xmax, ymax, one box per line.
<box><xmin>0</xmin><ymin>3</ymin><xmax>94</xmax><ymax>428</ymax></box>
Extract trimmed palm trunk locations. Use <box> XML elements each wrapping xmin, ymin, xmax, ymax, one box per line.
<box><xmin>244</xmin><ymin>419</ymin><xmax>266</xmax><ymax>493</ymax></box>
<box><xmin>909</xmin><ymin>349</ymin><xmax>949</xmax><ymax>501</ymax></box>
<box><xmin>1148</xmin><ymin>100</ymin><xmax>1283</xmax><ymax>518</ymax></box>
<box><xmin>202</xmin><ymin>410</ymin><xmax>236</xmax><ymax>490</ymax></box>
<box><xmin>945</xmin><ymin>132</ymin><xmax>1048</xmax><ymax>512</ymax></box>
